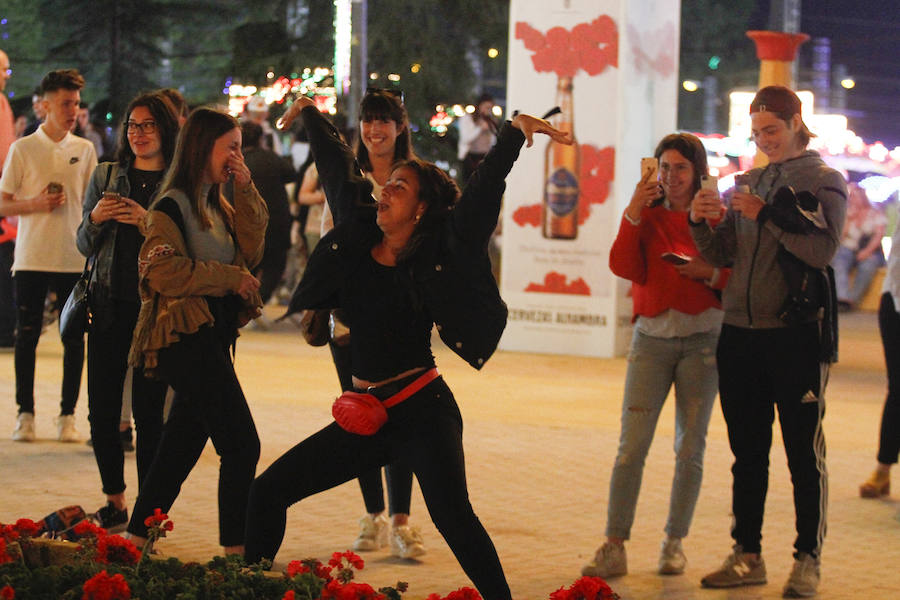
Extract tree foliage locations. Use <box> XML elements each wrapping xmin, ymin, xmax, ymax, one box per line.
<box><xmin>678</xmin><ymin>0</ymin><xmax>758</xmax><ymax>132</ymax></box>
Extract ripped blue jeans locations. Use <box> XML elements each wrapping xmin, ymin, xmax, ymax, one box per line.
<box><xmin>605</xmin><ymin>328</ymin><xmax>719</xmax><ymax>540</ymax></box>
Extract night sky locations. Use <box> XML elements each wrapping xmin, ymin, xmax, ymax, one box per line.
<box><xmin>750</xmin><ymin>0</ymin><xmax>900</xmax><ymax>148</ymax></box>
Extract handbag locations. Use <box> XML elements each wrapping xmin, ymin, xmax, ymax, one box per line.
<box><xmin>299</xmin><ymin>309</ymin><xmax>331</xmax><ymax>346</ymax></box>
<box><xmin>60</xmin><ymin>257</ymin><xmax>93</xmax><ymax>343</ymax></box>
<box><xmin>332</xmin><ymin>368</ymin><xmax>439</xmax><ymax>435</ymax></box>
<box><xmin>60</xmin><ymin>165</ymin><xmax>113</xmax><ymax>343</ymax></box>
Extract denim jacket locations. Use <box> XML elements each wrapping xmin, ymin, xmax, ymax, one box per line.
<box><xmin>286</xmin><ymin>106</ymin><xmax>521</xmax><ymax>370</ymax></box>
<box><xmin>76</xmin><ymin>161</ymin><xmax>135</xmax><ymax>330</ymax></box>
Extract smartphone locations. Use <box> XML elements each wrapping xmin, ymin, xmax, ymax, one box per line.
<box><xmin>641</xmin><ymin>157</ymin><xmax>658</xmax><ymax>181</ymax></box>
<box><xmin>660</xmin><ymin>252</ymin><xmax>690</xmax><ymax>265</ymax></box>
<box><xmin>734</xmin><ymin>173</ymin><xmax>751</xmax><ymax>193</ymax></box>
<box><xmin>102</xmin><ymin>191</ymin><xmax>121</xmax><ymax>203</ymax></box>
<box><xmin>700</xmin><ymin>175</ymin><xmax>719</xmax><ymax>193</ymax></box>
<box><xmin>47</xmin><ymin>182</ymin><xmax>63</xmax><ymax>194</ymax></box>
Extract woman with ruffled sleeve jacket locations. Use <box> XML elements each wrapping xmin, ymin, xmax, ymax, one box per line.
<box><xmin>243</xmin><ymin>96</ymin><xmax>571</xmax><ymax>600</ymax></box>
<box><xmin>124</xmin><ymin>108</ymin><xmax>269</xmax><ymax>556</ymax></box>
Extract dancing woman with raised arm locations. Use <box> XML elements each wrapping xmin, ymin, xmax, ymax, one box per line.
<box><xmin>244</xmin><ymin>96</ymin><xmax>571</xmax><ymax>599</ymax></box>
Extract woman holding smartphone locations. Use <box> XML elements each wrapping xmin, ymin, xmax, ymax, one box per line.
<box><xmin>582</xmin><ymin>133</ymin><xmax>727</xmax><ymax>579</ymax></box>
<box><xmin>76</xmin><ymin>92</ymin><xmax>179</xmax><ymax>532</ymax></box>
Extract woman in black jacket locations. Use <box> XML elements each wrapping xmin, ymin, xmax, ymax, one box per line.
<box><xmin>243</xmin><ymin>96</ymin><xmax>570</xmax><ymax>599</ymax></box>
<box><xmin>76</xmin><ymin>92</ymin><xmax>179</xmax><ymax>532</ymax></box>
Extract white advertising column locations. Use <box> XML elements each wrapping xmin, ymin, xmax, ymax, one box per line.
<box><xmin>500</xmin><ymin>0</ymin><xmax>680</xmax><ymax>357</ymax></box>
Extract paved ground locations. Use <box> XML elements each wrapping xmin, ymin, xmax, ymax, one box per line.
<box><xmin>0</xmin><ymin>308</ymin><xmax>897</xmax><ymax>599</ymax></box>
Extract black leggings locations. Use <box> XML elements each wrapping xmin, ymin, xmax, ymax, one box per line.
<box><xmin>126</xmin><ymin>325</ymin><xmax>260</xmax><ymax>546</ymax></box>
<box><xmin>877</xmin><ymin>293</ymin><xmax>900</xmax><ymax>465</ymax></box>
<box><xmin>244</xmin><ymin>377</ymin><xmax>511</xmax><ymax>600</ymax></box>
<box><xmin>329</xmin><ymin>339</ymin><xmax>414</xmax><ymax>515</ymax></box>
<box><xmin>13</xmin><ymin>271</ymin><xmax>84</xmax><ymax>415</ymax></box>
<box><xmin>87</xmin><ymin>300</ymin><xmax>167</xmax><ymax>495</ymax></box>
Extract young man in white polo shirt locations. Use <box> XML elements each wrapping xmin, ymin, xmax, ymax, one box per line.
<box><xmin>0</xmin><ymin>69</ymin><xmax>97</xmax><ymax>442</ymax></box>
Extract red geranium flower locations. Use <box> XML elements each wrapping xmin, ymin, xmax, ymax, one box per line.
<box><xmin>0</xmin><ymin>539</ymin><xmax>14</xmax><ymax>564</ymax></box>
<box><xmin>444</xmin><ymin>588</ymin><xmax>482</xmax><ymax>600</ymax></box>
<box><xmin>0</xmin><ymin>584</ymin><xmax>13</xmax><ymax>599</ymax></box>
<box><xmin>96</xmin><ymin>535</ymin><xmax>141</xmax><ymax>565</ymax></box>
<box><xmin>74</xmin><ymin>520</ymin><xmax>107</xmax><ymax>539</ymax></box>
<box><xmin>0</xmin><ymin>524</ymin><xmax>19</xmax><ymax>542</ymax></box>
<box><xmin>82</xmin><ymin>570</ymin><xmax>131</xmax><ymax>600</ymax></box>
<box><xmin>287</xmin><ymin>557</ymin><xmax>333</xmax><ymax>581</ymax></box>
<box><xmin>550</xmin><ymin>576</ymin><xmax>619</xmax><ymax>600</ymax></box>
<box><xmin>282</xmin><ymin>592</ymin><xmax>296</xmax><ymax>600</ymax></box>
<box><xmin>321</xmin><ymin>579</ymin><xmax>385</xmax><ymax>600</ymax></box>
<box><xmin>328</xmin><ymin>550</ymin><xmax>364</xmax><ymax>571</ymax></box>
<box><xmin>143</xmin><ymin>508</ymin><xmax>172</xmax><ymax>530</ymax></box>
<box><xmin>13</xmin><ymin>519</ymin><xmax>40</xmax><ymax>539</ymax></box>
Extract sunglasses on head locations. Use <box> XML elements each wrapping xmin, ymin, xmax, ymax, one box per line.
<box><xmin>365</xmin><ymin>87</ymin><xmax>404</xmax><ymax>105</ymax></box>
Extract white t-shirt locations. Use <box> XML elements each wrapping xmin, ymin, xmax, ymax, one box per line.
<box><xmin>0</xmin><ymin>126</ymin><xmax>97</xmax><ymax>273</ymax></box>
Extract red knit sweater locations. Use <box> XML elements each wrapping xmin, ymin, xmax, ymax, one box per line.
<box><xmin>609</xmin><ymin>204</ymin><xmax>728</xmax><ymax>322</ymax></box>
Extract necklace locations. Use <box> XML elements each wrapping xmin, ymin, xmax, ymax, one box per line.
<box><xmin>131</xmin><ymin>168</ymin><xmax>163</xmax><ymax>194</ymax></box>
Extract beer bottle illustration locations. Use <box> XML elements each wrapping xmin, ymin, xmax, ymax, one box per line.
<box><xmin>542</xmin><ymin>76</ymin><xmax>580</xmax><ymax>240</ymax></box>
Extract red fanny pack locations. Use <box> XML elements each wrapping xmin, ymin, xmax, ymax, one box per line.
<box><xmin>332</xmin><ymin>368</ymin><xmax>439</xmax><ymax>435</ymax></box>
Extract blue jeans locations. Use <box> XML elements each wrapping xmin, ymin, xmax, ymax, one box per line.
<box><xmin>606</xmin><ymin>328</ymin><xmax>719</xmax><ymax>540</ymax></box>
<box><xmin>832</xmin><ymin>245</ymin><xmax>885</xmax><ymax>305</ymax></box>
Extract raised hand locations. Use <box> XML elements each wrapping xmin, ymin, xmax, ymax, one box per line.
<box><xmin>276</xmin><ymin>96</ymin><xmax>316</xmax><ymax>131</ymax></box>
<box><xmin>510</xmin><ymin>113</ymin><xmax>574</xmax><ymax>147</ymax></box>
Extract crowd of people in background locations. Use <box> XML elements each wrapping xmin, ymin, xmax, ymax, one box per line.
<box><xmin>2</xmin><ymin>47</ymin><xmax>898</xmax><ymax>600</ymax></box>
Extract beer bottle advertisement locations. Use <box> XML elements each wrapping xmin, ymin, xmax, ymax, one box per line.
<box><xmin>543</xmin><ymin>77</ymin><xmax>580</xmax><ymax>240</ymax></box>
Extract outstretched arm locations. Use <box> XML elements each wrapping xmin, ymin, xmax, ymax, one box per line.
<box><xmin>453</xmin><ymin>113</ymin><xmax>573</xmax><ymax>246</ymax></box>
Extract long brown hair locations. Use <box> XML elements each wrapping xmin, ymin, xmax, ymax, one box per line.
<box><xmin>156</xmin><ymin>107</ymin><xmax>239</xmax><ymax>228</ymax></box>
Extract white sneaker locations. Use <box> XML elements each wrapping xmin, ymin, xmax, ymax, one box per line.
<box><xmin>783</xmin><ymin>553</ymin><xmax>820</xmax><ymax>597</ymax></box>
<box><xmin>582</xmin><ymin>541</ymin><xmax>627</xmax><ymax>578</ymax></box>
<box><xmin>352</xmin><ymin>514</ymin><xmax>389</xmax><ymax>551</ymax></box>
<box><xmin>12</xmin><ymin>412</ymin><xmax>35</xmax><ymax>442</ymax></box>
<box><xmin>55</xmin><ymin>414</ymin><xmax>80</xmax><ymax>442</ymax></box>
<box><xmin>390</xmin><ymin>524</ymin><xmax>426</xmax><ymax>559</ymax></box>
<box><xmin>658</xmin><ymin>537</ymin><xmax>687</xmax><ymax>575</ymax></box>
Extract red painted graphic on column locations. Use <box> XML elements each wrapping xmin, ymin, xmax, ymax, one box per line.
<box><xmin>515</xmin><ymin>16</ymin><xmax>618</xmax><ymax>77</ymax></box>
<box><xmin>525</xmin><ymin>272</ymin><xmax>592</xmax><ymax>295</ymax></box>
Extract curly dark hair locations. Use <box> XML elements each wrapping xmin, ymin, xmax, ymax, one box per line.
<box><xmin>391</xmin><ymin>159</ymin><xmax>460</xmax><ymax>263</ymax></box>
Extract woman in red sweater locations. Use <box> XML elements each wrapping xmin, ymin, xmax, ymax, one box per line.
<box><xmin>582</xmin><ymin>133</ymin><xmax>727</xmax><ymax>580</ymax></box>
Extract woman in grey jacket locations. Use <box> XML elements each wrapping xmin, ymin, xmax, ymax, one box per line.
<box><xmin>76</xmin><ymin>92</ymin><xmax>179</xmax><ymax>533</ymax></box>
<box><xmin>690</xmin><ymin>86</ymin><xmax>846</xmax><ymax>598</ymax></box>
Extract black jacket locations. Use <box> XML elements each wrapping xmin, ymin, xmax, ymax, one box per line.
<box><xmin>286</xmin><ymin>106</ymin><xmax>523</xmax><ymax>370</ymax></box>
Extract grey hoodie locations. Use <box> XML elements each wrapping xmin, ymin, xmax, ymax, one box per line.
<box><xmin>690</xmin><ymin>151</ymin><xmax>847</xmax><ymax>329</ymax></box>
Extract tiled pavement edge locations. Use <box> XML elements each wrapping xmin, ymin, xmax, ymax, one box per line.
<box><xmin>0</xmin><ymin>309</ymin><xmax>896</xmax><ymax>599</ymax></box>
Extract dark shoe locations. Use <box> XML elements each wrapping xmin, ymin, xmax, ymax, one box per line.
<box><xmin>120</xmin><ymin>426</ymin><xmax>134</xmax><ymax>452</ymax></box>
<box><xmin>92</xmin><ymin>502</ymin><xmax>128</xmax><ymax>534</ymax></box>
